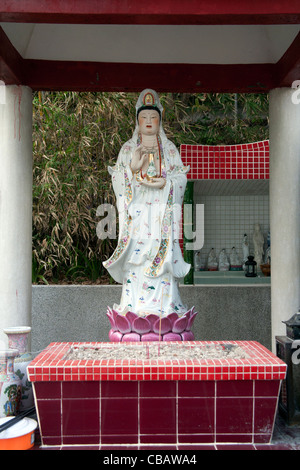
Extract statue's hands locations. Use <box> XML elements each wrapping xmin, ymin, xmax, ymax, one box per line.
<box><xmin>141</xmin><ymin>177</ymin><xmax>166</xmax><ymax>189</ymax></box>
<box><xmin>130</xmin><ymin>147</ymin><xmax>148</xmax><ymax>173</ymax></box>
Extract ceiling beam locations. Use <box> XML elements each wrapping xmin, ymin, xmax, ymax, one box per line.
<box><xmin>276</xmin><ymin>31</ymin><xmax>300</xmax><ymax>86</ymax></box>
<box><xmin>0</xmin><ymin>26</ymin><xmax>24</xmax><ymax>84</ymax></box>
<box><xmin>0</xmin><ymin>23</ymin><xmax>279</xmax><ymax>93</ymax></box>
<box><xmin>25</xmin><ymin>60</ymin><xmax>276</xmax><ymax>93</ymax></box>
<box><xmin>2</xmin><ymin>21</ymin><xmax>300</xmax><ymax>93</ymax></box>
<box><xmin>1</xmin><ymin>0</ymin><xmax>300</xmax><ymax>25</ymax></box>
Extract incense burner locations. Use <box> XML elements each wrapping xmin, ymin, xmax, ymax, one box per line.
<box><xmin>28</xmin><ymin>340</ymin><xmax>286</xmax><ymax>449</ymax></box>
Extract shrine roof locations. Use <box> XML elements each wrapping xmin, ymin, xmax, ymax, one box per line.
<box><xmin>0</xmin><ymin>0</ymin><xmax>300</xmax><ymax>92</ymax></box>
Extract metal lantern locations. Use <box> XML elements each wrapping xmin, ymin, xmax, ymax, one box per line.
<box><xmin>245</xmin><ymin>255</ymin><xmax>257</xmax><ymax>277</ymax></box>
<box><xmin>282</xmin><ymin>309</ymin><xmax>300</xmax><ymax>340</ymax></box>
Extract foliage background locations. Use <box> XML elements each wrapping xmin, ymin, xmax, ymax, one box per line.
<box><xmin>32</xmin><ymin>92</ymin><xmax>269</xmax><ymax>284</ymax></box>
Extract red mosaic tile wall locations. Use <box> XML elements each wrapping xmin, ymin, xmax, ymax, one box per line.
<box><xmin>33</xmin><ymin>378</ymin><xmax>281</xmax><ymax>446</ymax></box>
<box><xmin>29</xmin><ymin>341</ymin><xmax>285</xmax><ymax>447</ymax></box>
<box><xmin>180</xmin><ymin>140</ymin><xmax>269</xmax><ymax>180</ymax></box>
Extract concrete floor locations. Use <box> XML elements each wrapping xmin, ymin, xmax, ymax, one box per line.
<box><xmin>269</xmin><ymin>414</ymin><xmax>300</xmax><ymax>450</ymax></box>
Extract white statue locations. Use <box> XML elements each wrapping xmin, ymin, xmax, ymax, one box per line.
<box><xmin>103</xmin><ymin>89</ymin><xmax>190</xmax><ymax>318</ymax></box>
<box><xmin>207</xmin><ymin>248</ymin><xmax>218</xmax><ymax>271</ymax></box>
<box><xmin>230</xmin><ymin>246</ymin><xmax>241</xmax><ymax>268</ymax></box>
<box><xmin>265</xmin><ymin>230</ymin><xmax>271</xmax><ymax>264</ymax></box>
<box><xmin>194</xmin><ymin>251</ymin><xmax>202</xmax><ymax>271</ymax></box>
<box><xmin>242</xmin><ymin>233</ymin><xmax>249</xmax><ymax>261</ymax></box>
<box><xmin>218</xmin><ymin>248</ymin><xmax>230</xmax><ymax>271</ymax></box>
<box><xmin>253</xmin><ymin>223</ymin><xmax>264</xmax><ymax>267</ymax></box>
<box><xmin>265</xmin><ymin>246</ymin><xmax>271</xmax><ymax>264</ymax></box>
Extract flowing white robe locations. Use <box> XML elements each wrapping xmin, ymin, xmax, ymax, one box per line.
<box><xmin>103</xmin><ymin>132</ymin><xmax>190</xmax><ymax>318</ymax></box>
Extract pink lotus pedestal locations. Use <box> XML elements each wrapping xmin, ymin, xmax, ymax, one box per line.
<box><xmin>27</xmin><ymin>341</ymin><xmax>286</xmax><ymax>449</ymax></box>
<box><xmin>106</xmin><ymin>307</ymin><xmax>198</xmax><ymax>342</ymax></box>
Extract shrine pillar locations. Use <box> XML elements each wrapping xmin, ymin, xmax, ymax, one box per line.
<box><xmin>269</xmin><ymin>87</ymin><xmax>300</xmax><ymax>351</ymax></box>
<box><xmin>0</xmin><ymin>85</ymin><xmax>33</xmax><ymax>348</ymax></box>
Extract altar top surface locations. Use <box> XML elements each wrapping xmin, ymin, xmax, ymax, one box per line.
<box><xmin>1</xmin><ymin>0</ymin><xmax>300</xmax><ymax>92</ymax></box>
<box><xmin>27</xmin><ymin>340</ymin><xmax>287</xmax><ymax>382</ymax></box>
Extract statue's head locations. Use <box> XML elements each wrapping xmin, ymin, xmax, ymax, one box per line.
<box><xmin>136</xmin><ymin>89</ymin><xmax>163</xmax><ymax>122</ymax></box>
<box><xmin>137</xmin><ymin>108</ymin><xmax>160</xmax><ymax>136</ymax></box>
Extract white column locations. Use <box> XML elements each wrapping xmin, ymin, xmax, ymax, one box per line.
<box><xmin>0</xmin><ymin>85</ymin><xmax>33</xmax><ymax>349</ymax></box>
<box><xmin>269</xmin><ymin>87</ymin><xmax>300</xmax><ymax>351</ymax></box>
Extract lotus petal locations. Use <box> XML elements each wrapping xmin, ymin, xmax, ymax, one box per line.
<box><xmin>122</xmin><ymin>333</ymin><xmax>141</xmax><ymax>342</ymax></box>
<box><xmin>141</xmin><ymin>333</ymin><xmax>161</xmax><ymax>342</ymax></box>
<box><xmin>146</xmin><ymin>314</ymin><xmax>160</xmax><ymax>331</ymax></box>
<box><xmin>186</xmin><ymin>311</ymin><xmax>198</xmax><ymax>331</ymax></box>
<box><xmin>153</xmin><ymin>317</ymin><xmax>172</xmax><ymax>334</ymax></box>
<box><xmin>115</xmin><ymin>314</ymin><xmax>131</xmax><ymax>334</ymax></box>
<box><xmin>181</xmin><ymin>331</ymin><xmax>194</xmax><ymax>341</ymax></box>
<box><xmin>111</xmin><ymin>309</ymin><xmax>119</xmax><ymax>320</ymax></box>
<box><xmin>126</xmin><ymin>311</ymin><xmax>138</xmax><ymax>324</ymax></box>
<box><xmin>132</xmin><ymin>317</ymin><xmax>151</xmax><ymax>334</ymax></box>
<box><xmin>108</xmin><ymin>328</ymin><xmax>114</xmax><ymax>340</ymax></box>
<box><xmin>184</xmin><ymin>308</ymin><xmax>192</xmax><ymax>319</ymax></box>
<box><xmin>106</xmin><ymin>311</ymin><xmax>116</xmax><ymax>330</ymax></box>
<box><xmin>163</xmin><ymin>332</ymin><xmax>182</xmax><ymax>341</ymax></box>
<box><xmin>172</xmin><ymin>316</ymin><xmax>188</xmax><ymax>333</ymax></box>
<box><xmin>109</xmin><ymin>330</ymin><xmax>123</xmax><ymax>342</ymax></box>
<box><xmin>167</xmin><ymin>312</ymin><xmax>179</xmax><ymax>325</ymax></box>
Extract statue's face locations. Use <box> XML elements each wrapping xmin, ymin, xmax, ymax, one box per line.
<box><xmin>138</xmin><ymin>109</ymin><xmax>160</xmax><ymax>136</ymax></box>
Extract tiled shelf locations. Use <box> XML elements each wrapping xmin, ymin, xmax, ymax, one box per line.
<box><xmin>194</xmin><ymin>271</ymin><xmax>270</xmax><ymax>285</ymax></box>
<box><xmin>181</xmin><ymin>141</ymin><xmax>269</xmax><ymax>181</ymax></box>
<box><xmin>180</xmin><ymin>141</ymin><xmax>270</xmax><ymax>272</ymax></box>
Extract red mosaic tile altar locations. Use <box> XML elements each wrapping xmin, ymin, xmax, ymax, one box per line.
<box><xmin>28</xmin><ymin>341</ymin><xmax>286</xmax><ymax>448</ymax></box>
